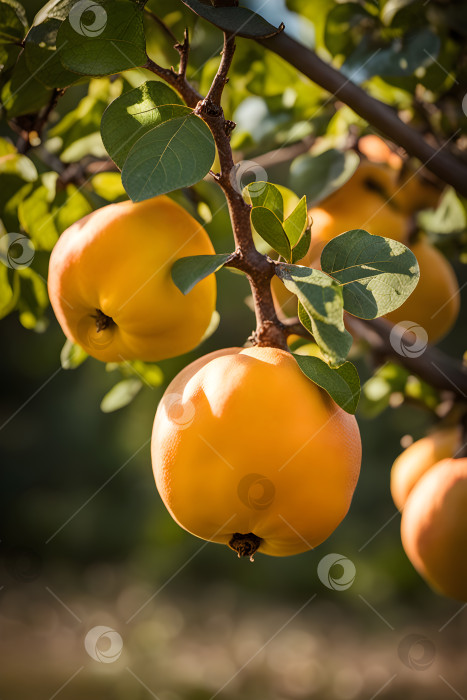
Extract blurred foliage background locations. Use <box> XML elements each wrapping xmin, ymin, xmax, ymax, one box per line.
<box><xmin>1</xmin><ymin>0</ymin><xmax>467</xmax><ymax>698</ymax></box>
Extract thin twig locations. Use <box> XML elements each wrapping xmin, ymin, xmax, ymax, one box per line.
<box><xmin>176</xmin><ymin>28</ymin><xmax>190</xmax><ymax>78</ymax></box>
<box><xmin>144</xmin><ymin>7</ymin><xmax>179</xmax><ymax>44</ymax></box>
<box><xmin>144</xmin><ymin>57</ymin><xmax>202</xmax><ymax>108</ymax></box>
<box><xmin>15</xmin><ymin>88</ymin><xmax>65</xmax><ymax>154</ymax></box>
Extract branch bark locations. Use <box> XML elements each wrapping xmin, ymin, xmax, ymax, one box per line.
<box><xmin>256</xmin><ymin>32</ymin><xmax>467</xmax><ymax>197</ymax></box>
<box><xmin>194</xmin><ymin>32</ymin><xmax>287</xmax><ymax>349</ymax></box>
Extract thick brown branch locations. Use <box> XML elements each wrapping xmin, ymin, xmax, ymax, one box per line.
<box><xmin>257</xmin><ymin>32</ymin><xmax>467</xmax><ymax>197</ymax></box>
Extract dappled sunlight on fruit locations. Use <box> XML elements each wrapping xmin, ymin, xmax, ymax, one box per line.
<box><xmin>48</xmin><ymin>196</ymin><xmax>217</xmax><ymax>363</ymax></box>
<box><xmin>401</xmin><ymin>458</ymin><xmax>467</xmax><ymax>600</ymax></box>
<box><xmin>391</xmin><ymin>427</ymin><xmax>461</xmax><ymax>510</ymax></box>
<box><xmin>152</xmin><ymin>346</ymin><xmax>361</xmax><ymax>557</ymax></box>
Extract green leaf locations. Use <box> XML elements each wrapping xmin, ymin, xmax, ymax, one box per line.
<box><xmin>24</xmin><ymin>19</ymin><xmax>79</xmax><ymax>88</ymax></box>
<box><xmin>324</xmin><ymin>3</ymin><xmax>373</xmax><ymax>57</ymax></box>
<box><xmin>0</xmin><ymin>150</ymin><xmax>37</xmax><ymax>181</ymax></box>
<box><xmin>291</xmin><ymin>228</ymin><xmax>311</xmax><ymax>264</ymax></box>
<box><xmin>0</xmin><ymin>255</ymin><xmax>19</xmax><ymax>319</ymax></box>
<box><xmin>16</xmin><ymin>266</ymin><xmax>49</xmax><ymax>330</ymax></box>
<box><xmin>56</xmin><ymin>0</ymin><xmax>147</xmax><ymax>76</ymax></box>
<box><xmin>172</xmin><ymin>253</ymin><xmax>231</xmax><ymax>295</ymax></box>
<box><xmin>49</xmin><ymin>77</ymin><xmax>122</xmax><ymax>162</ymax></box>
<box><xmin>243</xmin><ymin>181</ymin><xmax>283</xmax><ymax>220</ymax></box>
<box><xmin>121</xmin><ymin>113</ymin><xmax>215</xmax><ymax>202</ymax></box>
<box><xmin>91</xmin><ymin>172</ymin><xmax>126</xmax><ymax>200</ymax></box>
<box><xmin>0</xmin><ymin>0</ymin><xmax>27</xmax><ymax>43</ymax></box>
<box><xmin>418</xmin><ymin>188</ymin><xmax>466</xmax><ymax>235</ymax></box>
<box><xmin>283</xmin><ymin>195</ymin><xmax>307</xmax><ymax>248</ymax></box>
<box><xmin>33</xmin><ymin>0</ymin><xmax>146</xmax><ymax>23</ymax></box>
<box><xmin>320</xmin><ymin>229</ymin><xmax>420</xmax><ymax>320</ymax></box>
<box><xmin>360</xmin><ymin>363</ymin><xmax>409</xmax><ymax>418</ymax></box>
<box><xmin>18</xmin><ymin>176</ymin><xmax>92</xmax><ymax>250</ymax></box>
<box><xmin>276</xmin><ymin>263</ymin><xmax>353</xmax><ymax>366</ymax></box>
<box><xmin>33</xmin><ymin>0</ymin><xmax>77</xmax><ymax>22</ymax></box>
<box><xmin>181</xmin><ymin>0</ymin><xmax>283</xmax><ymax>38</ymax></box>
<box><xmin>293</xmin><ymin>354</ymin><xmax>360</xmax><ymax>414</ymax></box>
<box><xmin>1</xmin><ymin>51</ymin><xmax>54</xmax><ymax>117</ymax></box>
<box><xmin>101</xmin><ymin>80</ymin><xmax>185</xmax><ymax>168</ymax></box>
<box><xmin>341</xmin><ymin>29</ymin><xmax>440</xmax><ymax>83</ymax></box>
<box><xmin>100</xmin><ymin>377</ymin><xmax>143</xmax><ymax>412</ymax></box>
<box><xmin>60</xmin><ymin>339</ymin><xmax>88</xmax><ymax>369</ymax></box>
<box><xmin>289</xmin><ymin>149</ymin><xmax>359</xmax><ymax>206</ymax></box>
<box><xmin>250</xmin><ymin>207</ymin><xmax>291</xmax><ymax>260</ymax></box>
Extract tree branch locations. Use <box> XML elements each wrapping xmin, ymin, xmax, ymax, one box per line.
<box><xmin>257</xmin><ymin>32</ymin><xmax>467</xmax><ymax>197</ymax></box>
<box><xmin>195</xmin><ymin>32</ymin><xmax>287</xmax><ymax>349</ymax></box>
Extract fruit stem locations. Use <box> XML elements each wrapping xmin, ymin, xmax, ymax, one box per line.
<box><xmin>93</xmin><ymin>309</ymin><xmax>115</xmax><ymax>333</ymax></box>
<box><xmin>228</xmin><ymin>532</ymin><xmax>262</xmax><ymax>561</ymax></box>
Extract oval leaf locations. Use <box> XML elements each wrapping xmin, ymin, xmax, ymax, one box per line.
<box><xmin>243</xmin><ymin>181</ymin><xmax>283</xmax><ymax>220</ymax></box>
<box><xmin>293</xmin><ymin>354</ymin><xmax>360</xmax><ymax>414</ymax></box>
<box><xmin>0</xmin><ymin>0</ymin><xmax>28</xmax><ymax>43</ymax></box>
<box><xmin>25</xmin><ymin>19</ymin><xmax>79</xmax><ymax>88</ymax></box>
<box><xmin>283</xmin><ymin>195</ymin><xmax>307</xmax><ymax>247</ymax></box>
<box><xmin>121</xmin><ymin>113</ymin><xmax>216</xmax><ymax>201</ymax></box>
<box><xmin>291</xmin><ymin>228</ymin><xmax>311</xmax><ymax>263</ymax></box>
<box><xmin>56</xmin><ymin>0</ymin><xmax>147</xmax><ymax>76</ymax></box>
<box><xmin>181</xmin><ymin>0</ymin><xmax>283</xmax><ymax>38</ymax></box>
<box><xmin>101</xmin><ymin>80</ymin><xmax>185</xmax><ymax>168</ymax></box>
<box><xmin>250</xmin><ymin>207</ymin><xmax>291</xmax><ymax>260</ymax></box>
<box><xmin>290</xmin><ymin>149</ymin><xmax>360</xmax><ymax>206</ymax></box>
<box><xmin>60</xmin><ymin>339</ymin><xmax>88</xmax><ymax>369</ymax></box>
<box><xmin>172</xmin><ymin>253</ymin><xmax>231</xmax><ymax>295</ymax></box>
<box><xmin>276</xmin><ymin>263</ymin><xmax>353</xmax><ymax>366</ymax></box>
<box><xmin>320</xmin><ymin>229</ymin><xmax>420</xmax><ymax>319</ymax></box>
<box><xmin>100</xmin><ymin>378</ymin><xmax>143</xmax><ymax>413</ymax></box>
